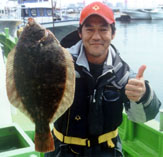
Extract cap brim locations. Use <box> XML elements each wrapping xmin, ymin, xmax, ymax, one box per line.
<box><xmin>80</xmin><ymin>13</ymin><xmax>114</xmax><ymax>25</ymax></box>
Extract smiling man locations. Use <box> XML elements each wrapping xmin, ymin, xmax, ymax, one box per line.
<box><xmin>45</xmin><ymin>1</ymin><xmax>161</xmax><ymax>157</ymax></box>
<box><xmin>79</xmin><ymin>15</ymin><xmax>114</xmax><ymax>64</ymax></box>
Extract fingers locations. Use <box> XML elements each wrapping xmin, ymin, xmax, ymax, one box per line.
<box><xmin>125</xmin><ymin>84</ymin><xmax>143</xmax><ymax>97</ymax></box>
<box><xmin>125</xmin><ymin>78</ymin><xmax>146</xmax><ymax>102</ymax></box>
<box><xmin>125</xmin><ymin>65</ymin><xmax>147</xmax><ymax>102</ymax></box>
<box><xmin>127</xmin><ymin>79</ymin><xmax>144</xmax><ymax>87</ymax></box>
<box><xmin>125</xmin><ymin>85</ymin><xmax>143</xmax><ymax>94</ymax></box>
<box><xmin>126</xmin><ymin>96</ymin><xmax>140</xmax><ymax>102</ymax></box>
<box><xmin>125</xmin><ymin>87</ymin><xmax>143</xmax><ymax>96</ymax></box>
<box><xmin>125</xmin><ymin>90</ymin><xmax>142</xmax><ymax>102</ymax></box>
<box><xmin>136</xmin><ymin>65</ymin><xmax>146</xmax><ymax>79</ymax></box>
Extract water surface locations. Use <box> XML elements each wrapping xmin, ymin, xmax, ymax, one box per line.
<box><xmin>112</xmin><ymin>20</ymin><xmax>163</xmax><ymax>121</ymax></box>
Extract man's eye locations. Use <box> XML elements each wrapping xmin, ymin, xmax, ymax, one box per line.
<box><xmin>100</xmin><ymin>28</ymin><xmax>108</xmax><ymax>32</ymax></box>
<box><xmin>86</xmin><ymin>29</ymin><xmax>93</xmax><ymax>32</ymax></box>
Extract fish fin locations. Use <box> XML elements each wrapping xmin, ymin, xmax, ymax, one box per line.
<box><xmin>51</xmin><ymin>47</ymin><xmax>75</xmax><ymax>122</ymax></box>
<box><xmin>35</xmin><ymin>129</ymin><xmax>55</xmax><ymax>152</ymax></box>
<box><xmin>6</xmin><ymin>47</ymin><xmax>34</xmax><ymax>122</ymax></box>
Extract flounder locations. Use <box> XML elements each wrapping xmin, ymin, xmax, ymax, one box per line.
<box><xmin>6</xmin><ymin>18</ymin><xmax>75</xmax><ymax>152</ymax></box>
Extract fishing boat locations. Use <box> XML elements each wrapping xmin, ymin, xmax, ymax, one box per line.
<box><xmin>0</xmin><ymin>0</ymin><xmax>22</xmax><ymax>37</ymax></box>
<box><xmin>18</xmin><ymin>0</ymin><xmax>79</xmax><ymax>41</ymax></box>
<box><xmin>20</xmin><ymin>0</ymin><xmax>60</xmax><ymax>25</ymax></box>
<box><xmin>121</xmin><ymin>9</ymin><xmax>151</xmax><ymax>20</ymax></box>
<box><xmin>142</xmin><ymin>5</ymin><xmax>163</xmax><ymax>20</ymax></box>
<box><xmin>121</xmin><ymin>4</ymin><xmax>163</xmax><ymax>21</ymax></box>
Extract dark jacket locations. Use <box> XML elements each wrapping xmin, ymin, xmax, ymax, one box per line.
<box><xmin>54</xmin><ymin>40</ymin><xmax>161</xmax><ymax>140</ymax></box>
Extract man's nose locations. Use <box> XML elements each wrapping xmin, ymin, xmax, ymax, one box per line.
<box><xmin>92</xmin><ymin>30</ymin><xmax>101</xmax><ymax>40</ymax></box>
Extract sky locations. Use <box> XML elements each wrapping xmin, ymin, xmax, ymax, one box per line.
<box><xmin>57</xmin><ymin>0</ymin><xmax>163</xmax><ymax>8</ymax></box>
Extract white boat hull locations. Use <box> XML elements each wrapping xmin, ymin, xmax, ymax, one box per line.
<box><xmin>123</xmin><ymin>10</ymin><xmax>151</xmax><ymax>20</ymax></box>
<box><xmin>150</xmin><ymin>12</ymin><xmax>163</xmax><ymax>20</ymax></box>
<box><xmin>0</xmin><ymin>19</ymin><xmax>22</xmax><ymax>37</ymax></box>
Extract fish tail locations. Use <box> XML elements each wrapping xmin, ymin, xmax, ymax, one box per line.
<box><xmin>35</xmin><ymin>127</ymin><xmax>55</xmax><ymax>152</ymax></box>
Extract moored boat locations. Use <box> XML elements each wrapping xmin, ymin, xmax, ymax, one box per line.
<box><xmin>121</xmin><ymin>9</ymin><xmax>151</xmax><ymax>20</ymax></box>
<box><xmin>142</xmin><ymin>5</ymin><xmax>163</xmax><ymax>20</ymax></box>
<box><xmin>121</xmin><ymin>5</ymin><xmax>163</xmax><ymax>20</ymax></box>
<box><xmin>0</xmin><ymin>0</ymin><xmax>22</xmax><ymax>37</ymax></box>
<box><xmin>18</xmin><ymin>0</ymin><xmax>79</xmax><ymax>41</ymax></box>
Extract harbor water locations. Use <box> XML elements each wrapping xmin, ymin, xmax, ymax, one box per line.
<box><xmin>112</xmin><ymin>20</ymin><xmax>163</xmax><ymax>121</ymax></box>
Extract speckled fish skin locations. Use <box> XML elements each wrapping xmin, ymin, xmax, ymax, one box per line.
<box><xmin>6</xmin><ymin>18</ymin><xmax>75</xmax><ymax>152</ymax></box>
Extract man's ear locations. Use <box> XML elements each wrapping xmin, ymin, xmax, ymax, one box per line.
<box><xmin>111</xmin><ymin>32</ymin><xmax>115</xmax><ymax>40</ymax></box>
<box><xmin>111</xmin><ymin>32</ymin><xmax>116</xmax><ymax>40</ymax></box>
<box><xmin>78</xmin><ymin>32</ymin><xmax>82</xmax><ymax>38</ymax></box>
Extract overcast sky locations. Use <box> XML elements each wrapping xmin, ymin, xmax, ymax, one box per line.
<box><xmin>58</xmin><ymin>0</ymin><xmax>163</xmax><ymax>8</ymax></box>
<box><xmin>2</xmin><ymin>0</ymin><xmax>163</xmax><ymax>9</ymax></box>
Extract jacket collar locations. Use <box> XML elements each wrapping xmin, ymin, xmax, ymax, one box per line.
<box><xmin>68</xmin><ymin>40</ymin><xmax>114</xmax><ymax>72</ymax></box>
<box><xmin>68</xmin><ymin>40</ymin><xmax>130</xmax><ymax>88</ymax></box>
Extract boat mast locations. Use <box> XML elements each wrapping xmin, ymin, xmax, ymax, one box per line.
<box><xmin>124</xmin><ymin>0</ymin><xmax>127</xmax><ymax>9</ymax></box>
<box><xmin>51</xmin><ymin>0</ymin><xmax>56</xmax><ymax>34</ymax></box>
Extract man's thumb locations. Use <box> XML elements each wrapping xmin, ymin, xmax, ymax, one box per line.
<box><xmin>136</xmin><ymin>65</ymin><xmax>146</xmax><ymax>79</ymax></box>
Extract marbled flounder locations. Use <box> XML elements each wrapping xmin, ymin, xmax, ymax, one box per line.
<box><xmin>6</xmin><ymin>18</ymin><xmax>75</xmax><ymax>152</ymax></box>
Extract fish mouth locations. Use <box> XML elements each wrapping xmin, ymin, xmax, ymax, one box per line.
<box><xmin>27</xmin><ymin>17</ymin><xmax>42</xmax><ymax>28</ymax></box>
<box><xmin>28</xmin><ymin>17</ymin><xmax>35</xmax><ymax>26</ymax></box>
<box><xmin>26</xmin><ymin>18</ymin><xmax>51</xmax><ymax>43</ymax></box>
<box><xmin>26</xmin><ymin>18</ymin><xmax>57</xmax><ymax>44</ymax></box>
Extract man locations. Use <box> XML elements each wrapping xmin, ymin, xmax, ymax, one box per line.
<box><xmin>45</xmin><ymin>1</ymin><xmax>161</xmax><ymax>156</ymax></box>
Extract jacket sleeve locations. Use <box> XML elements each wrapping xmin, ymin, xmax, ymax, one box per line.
<box><xmin>124</xmin><ymin>72</ymin><xmax>161</xmax><ymax>123</ymax></box>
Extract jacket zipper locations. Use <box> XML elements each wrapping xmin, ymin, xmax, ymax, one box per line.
<box><xmin>82</xmin><ymin>68</ymin><xmax>115</xmax><ymax>104</ymax></box>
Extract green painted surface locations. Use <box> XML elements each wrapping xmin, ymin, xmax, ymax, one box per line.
<box><xmin>0</xmin><ymin>28</ymin><xmax>17</xmax><ymax>62</ymax></box>
<box><xmin>160</xmin><ymin>111</ymin><xmax>163</xmax><ymax>131</ymax></box>
<box><xmin>119</xmin><ymin>114</ymin><xmax>163</xmax><ymax>157</ymax></box>
<box><xmin>0</xmin><ymin>124</ymin><xmax>40</xmax><ymax>157</ymax></box>
<box><xmin>0</xmin><ymin>126</ymin><xmax>29</xmax><ymax>153</ymax></box>
<box><xmin>25</xmin><ymin>131</ymin><xmax>44</xmax><ymax>157</ymax></box>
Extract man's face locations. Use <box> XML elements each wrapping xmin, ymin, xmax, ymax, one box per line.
<box><xmin>79</xmin><ymin>15</ymin><xmax>115</xmax><ymax>64</ymax></box>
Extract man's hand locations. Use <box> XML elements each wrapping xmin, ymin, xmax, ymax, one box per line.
<box><xmin>125</xmin><ymin>65</ymin><xmax>146</xmax><ymax>102</ymax></box>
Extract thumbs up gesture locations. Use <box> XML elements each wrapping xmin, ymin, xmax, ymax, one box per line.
<box><xmin>125</xmin><ymin>65</ymin><xmax>146</xmax><ymax>102</ymax></box>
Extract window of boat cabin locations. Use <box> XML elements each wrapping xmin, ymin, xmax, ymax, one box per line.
<box><xmin>19</xmin><ymin>0</ymin><xmax>48</xmax><ymax>3</ymax></box>
<box><xmin>20</xmin><ymin>0</ymin><xmax>38</xmax><ymax>2</ymax></box>
<box><xmin>47</xmin><ymin>9</ymin><xmax>52</xmax><ymax>16</ymax></box>
<box><xmin>39</xmin><ymin>8</ymin><xmax>44</xmax><ymax>16</ymax></box>
<box><xmin>0</xmin><ymin>9</ymin><xmax>4</xmax><ymax>16</ymax></box>
<box><xmin>21</xmin><ymin>8</ymin><xmax>29</xmax><ymax>17</ymax></box>
<box><xmin>31</xmin><ymin>9</ymin><xmax>37</xmax><ymax>17</ymax></box>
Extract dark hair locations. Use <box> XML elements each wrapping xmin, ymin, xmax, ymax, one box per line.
<box><xmin>78</xmin><ymin>22</ymin><xmax>116</xmax><ymax>35</ymax></box>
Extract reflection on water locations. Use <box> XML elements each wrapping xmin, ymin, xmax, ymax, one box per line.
<box><xmin>112</xmin><ymin>20</ymin><xmax>163</xmax><ymax>121</ymax></box>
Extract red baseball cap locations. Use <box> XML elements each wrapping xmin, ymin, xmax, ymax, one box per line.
<box><xmin>79</xmin><ymin>1</ymin><xmax>115</xmax><ymax>25</ymax></box>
